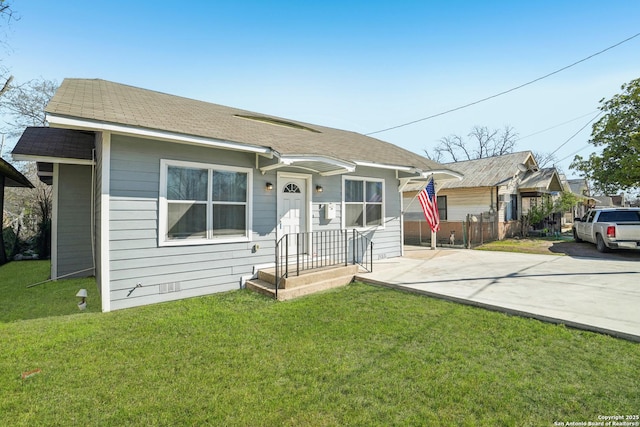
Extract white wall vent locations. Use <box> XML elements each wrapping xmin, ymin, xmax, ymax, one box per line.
<box><xmin>159</xmin><ymin>282</ymin><xmax>181</xmax><ymax>294</ymax></box>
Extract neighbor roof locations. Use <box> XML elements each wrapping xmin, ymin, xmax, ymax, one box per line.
<box><xmin>44</xmin><ymin>78</ymin><xmax>449</xmax><ymax>174</ymax></box>
<box><xmin>438</xmin><ymin>151</ymin><xmax>536</xmax><ymax>189</ymax></box>
<box><xmin>0</xmin><ymin>158</ymin><xmax>34</xmax><ymax>188</ymax></box>
<box><xmin>518</xmin><ymin>167</ymin><xmax>564</xmax><ymax>192</ymax></box>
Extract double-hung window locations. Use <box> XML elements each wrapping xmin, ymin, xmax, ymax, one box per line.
<box><xmin>159</xmin><ymin>160</ymin><xmax>252</xmax><ymax>246</ymax></box>
<box><xmin>343</xmin><ymin>177</ymin><xmax>384</xmax><ymax>228</ymax></box>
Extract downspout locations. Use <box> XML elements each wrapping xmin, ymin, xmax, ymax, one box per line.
<box><xmin>91</xmin><ymin>149</ymin><xmax>96</xmax><ymax>279</ymax></box>
<box><xmin>398</xmin><ymin>170</ymin><xmax>405</xmax><ymax>256</ymax></box>
<box><xmin>496</xmin><ymin>186</ymin><xmax>500</xmax><ymax>239</ymax></box>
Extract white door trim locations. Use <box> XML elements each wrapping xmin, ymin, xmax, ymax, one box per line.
<box><xmin>277</xmin><ymin>172</ymin><xmax>312</xmax><ymax>241</ymax></box>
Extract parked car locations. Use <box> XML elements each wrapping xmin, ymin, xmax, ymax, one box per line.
<box><xmin>573</xmin><ymin>208</ymin><xmax>640</xmax><ymax>252</ymax></box>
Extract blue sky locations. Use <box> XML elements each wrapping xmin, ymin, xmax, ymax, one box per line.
<box><xmin>3</xmin><ymin>1</ymin><xmax>640</xmax><ymax>178</ymax></box>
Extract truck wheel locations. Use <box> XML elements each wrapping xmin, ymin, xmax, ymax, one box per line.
<box><xmin>573</xmin><ymin>229</ymin><xmax>582</xmax><ymax>243</ymax></box>
<box><xmin>596</xmin><ymin>234</ymin><xmax>610</xmax><ymax>253</ymax></box>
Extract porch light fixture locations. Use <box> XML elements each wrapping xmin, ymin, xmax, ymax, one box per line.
<box><xmin>265</xmin><ymin>182</ymin><xmax>273</xmax><ymax>191</ymax></box>
<box><xmin>316</xmin><ymin>185</ymin><xmax>323</xmax><ymax>193</ymax></box>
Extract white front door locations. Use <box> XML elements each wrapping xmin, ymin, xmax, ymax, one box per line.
<box><xmin>279</xmin><ymin>177</ymin><xmax>307</xmax><ymax>253</ymax></box>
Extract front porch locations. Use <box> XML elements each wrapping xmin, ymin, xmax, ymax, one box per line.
<box><xmin>246</xmin><ymin>229</ymin><xmax>373</xmax><ymax>300</ymax></box>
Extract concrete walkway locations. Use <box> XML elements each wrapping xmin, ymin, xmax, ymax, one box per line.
<box><xmin>355</xmin><ymin>247</ymin><xmax>640</xmax><ymax>342</ymax></box>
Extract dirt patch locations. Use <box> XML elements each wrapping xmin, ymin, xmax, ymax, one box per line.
<box><xmin>477</xmin><ymin>238</ymin><xmax>640</xmax><ymax>261</ymax></box>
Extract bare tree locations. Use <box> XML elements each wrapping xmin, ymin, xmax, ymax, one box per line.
<box><xmin>0</xmin><ymin>0</ymin><xmax>16</xmax><ymax>21</ymax></box>
<box><xmin>1</xmin><ymin>78</ymin><xmax>57</xmax><ymax>137</ymax></box>
<box><xmin>0</xmin><ymin>74</ymin><xmax>11</xmax><ymax>97</ymax></box>
<box><xmin>0</xmin><ymin>0</ymin><xmax>18</xmax><ymax>98</ymax></box>
<box><xmin>425</xmin><ymin>125</ymin><xmax>518</xmax><ymax>163</ymax></box>
<box><xmin>1</xmin><ymin>77</ymin><xmax>57</xmax><ymax>259</ymax></box>
<box><xmin>532</xmin><ymin>151</ymin><xmax>558</xmax><ymax>169</ymax></box>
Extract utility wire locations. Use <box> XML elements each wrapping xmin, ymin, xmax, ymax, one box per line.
<box><xmin>549</xmin><ymin>111</ymin><xmax>602</xmax><ymax>156</ymax></box>
<box><xmin>556</xmin><ymin>144</ymin><xmax>591</xmax><ymax>164</ymax></box>
<box><xmin>366</xmin><ymin>32</ymin><xmax>640</xmax><ymax>136</ymax></box>
<box><xmin>516</xmin><ymin>111</ymin><xmax>599</xmax><ymax>142</ymax></box>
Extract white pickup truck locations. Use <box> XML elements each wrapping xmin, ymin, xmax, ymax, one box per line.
<box><xmin>573</xmin><ymin>208</ymin><xmax>640</xmax><ymax>252</ymax></box>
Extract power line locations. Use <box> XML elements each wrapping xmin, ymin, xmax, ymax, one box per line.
<box><xmin>366</xmin><ymin>32</ymin><xmax>640</xmax><ymax>136</ymax></box>
<box><xmin>556</xmin><ymin>144</ymin><xmax>592</xmax><ymax>164</ymax></box>
<box><xmin>549</xmin><ymin>111</ymin><xmax>602</xmax><ymax>156</ymax></box>
<box><xmin>516</xmin><ymin>111</ymin><xmax>599</xmax><ymax>142</ymax></box>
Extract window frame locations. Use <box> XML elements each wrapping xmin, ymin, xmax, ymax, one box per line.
<box><xmin>159</xmin><ymin>159</ymin><xmax>253</xmax><ymax>247</ymax></box>
<box><xmin>342</xmin><ymin>176</ymin><xmax>385</xmax><ymax>230</ymax></box>
<box><xmin>436</xmin><ymin>195</ymin><xmax>447</xmax><ymax>221</ymax></box>
<box><xmin>504</xmin><ymin>194</ymin><xmax>518</xmax><ymax>221</ymax></box>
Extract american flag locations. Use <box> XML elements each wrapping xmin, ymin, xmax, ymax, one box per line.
<box><xmin>417</xmin><ymin>178</ymin><xmax>440</xmax><ymax>232</ymax></box>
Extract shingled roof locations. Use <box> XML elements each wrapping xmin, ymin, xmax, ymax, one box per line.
<box><xmin>44</xmin><ymin>78</ymin><xmax>449</xmax><ymax>175</ymax></box>
<box><xmin>438</xmin><ymin>151</ymin><xmax>536</xmax><ymax>189</ymax></box>
<box><xmin>435</xmin><ymin>151</ymin><xmax>563</xmax><ymax>193</ymax></box>
<box><xmin>13</xmin><ymin>127</ymin><xmax>94</xmax><ymax>161</ymax></box>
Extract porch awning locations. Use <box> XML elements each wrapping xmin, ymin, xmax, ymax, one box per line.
<box><xmin>12</xmin><ymin>127</ymin><xmax>95</xmax><ymax>184</ymax></box>
<box><xmin>259</xmin><ymin>154</ymin><xmax>356</xmax><ymax>176</ymax></box>
<box><xmin>398</xmin><ymin>170</ymin><xmax>464</xmax><ymax>193</ymax></box>
<box><xmin>12</xmin><ymin>127</ymin><xmax>95</xmax><ymax>163</ymax></box>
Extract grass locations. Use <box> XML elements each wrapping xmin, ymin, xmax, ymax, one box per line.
<box><xmin>0</xmin><ymin>261</ymin><xmax>100</xmax><ymax>322</ymax></box>
<box><xmin>1</xmin><ymin>261</ymin><xmax>639</xmax><ymax>426</ymax></box>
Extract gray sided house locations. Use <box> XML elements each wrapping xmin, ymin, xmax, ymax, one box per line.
<box><xmin>403</xmin><ymin>151</ymin><xmax>563</xmax><ymax>244</ymax></box>
<box><xmin>13</xmin><ymin>78</ymin><xmax>460</xmax><ymax>311</ymax></box>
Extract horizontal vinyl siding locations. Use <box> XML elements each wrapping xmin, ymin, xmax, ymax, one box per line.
<box><xmin>108</xmin><ymin>135</ymin><xmax>275</xmax><ymax>310</ymax></box>
<box><xmin>57</xmin><ymin>164</ymin><xmax>94</xmax><ymax>278</ymax></box>
<box><xmin>439</xmin><ymin>187</ymin><xmax>494</xmax><ymax>221</ymax></box>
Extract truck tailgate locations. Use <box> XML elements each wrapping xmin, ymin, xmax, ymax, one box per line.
<box><xmin>616</xmin><ymin>223</ymin><xmax>640</xmax><ymax>240</ymax></box>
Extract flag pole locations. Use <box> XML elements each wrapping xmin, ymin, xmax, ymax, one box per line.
<box><xmin>430</xmin><ymin>176</ymin><xmax>437</xmax><ymax>250</ymax></box>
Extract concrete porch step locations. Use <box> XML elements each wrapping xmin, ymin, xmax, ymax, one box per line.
<box><xmin>246</xmin><ymin>275</ymin><xmax>355</xmax><ymax>301</ymax></box>
<box><xmin>258</xmin><ymin>264</ymin><xmax>359</xmax><ymax>289</ymax></box>
<box><xmin>245</xmin><ymin>264</ymin><xmax>359</xmax><ymax>301</ymax></box>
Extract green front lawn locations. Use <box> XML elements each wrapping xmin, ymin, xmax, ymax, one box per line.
<box><xmin>1</xmin><ymin>261</ymin><xmax>638</xmax><ymax>426</ymax></box>
<box><xmin>475</xmin><ymin>237</ymin><xmax>568</xmax><ymax>255</ymax></box>
<box><xmin>0</xmin><ymin>260</ymin><xmax>100</xmax><ymax>322</ymax></box>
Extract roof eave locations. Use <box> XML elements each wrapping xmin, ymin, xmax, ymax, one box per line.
<box><xmin>12</xmin><ymin>153</ymin><xmax>95</xmax><ymax>165</ymax></box>
<box><xmin>46</xmin><ymin>113</ymin><xmax>273</xmax><ymax>156</ymax></box>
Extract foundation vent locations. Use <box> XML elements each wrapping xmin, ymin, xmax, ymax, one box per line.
<box><xmin>159</xmin><ymin>282</ymin><xmax>181</xmax><ymax>294</ymax></box>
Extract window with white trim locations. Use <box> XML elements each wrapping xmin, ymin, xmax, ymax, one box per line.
<box><xmin>159</xmin><ymin>160</ymin><xmax>252</xmax><ymax>245</ymax></box>
<box><xmin>343</xmin><ymin>177</ymin><xmax>384</xmax><ymax>228</ymax></box>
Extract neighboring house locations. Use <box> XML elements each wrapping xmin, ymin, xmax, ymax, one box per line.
<box><xmin>610</xmin><ymin>194</ymin><xmax>627</xmax><ymax>207</ymax></box>
<box><xmin>561</xmin><ymin>177</ymin><xmax>592</xmax><ymax>222</ymax></box>
<box><xmin>403</xmin><ymin>151</ymin><xmax>563</xmax><ymax>244</ymax></box>
<box><xmin>592</xmin><ymin>195</ymin><xmax>615</xmax><ymax>208</ymax></box>
<box><xmin>12</xmin><ymin>78</ymin><xmax>461</xmax><ymax>311</ymax></box>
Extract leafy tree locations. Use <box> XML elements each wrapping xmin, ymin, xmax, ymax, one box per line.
<box><xmin>520</xmin><ymin>195</ymin><xmax>553</xmax><ymax>237</ymax></box>
<box><xmin>553</xmin><ymin>191</ymin><xmax>580</xmax><ymax>213</ymax></box>
<box><xmin>425</xmin><ymin>125</ymin><xmax>518</xmax><ymax>163</ymax></box>
<box><xmin>571</xmin><ymin>77</ymin><xmax>640</xmax><ymax>193</ymax></box>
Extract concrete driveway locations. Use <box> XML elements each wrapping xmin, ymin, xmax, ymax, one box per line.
<box><xmin>355</xmin><ymin>247</ymin><xmax>640</xmax><ymax>341</ymax></box>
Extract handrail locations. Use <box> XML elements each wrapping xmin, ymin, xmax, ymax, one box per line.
<box><xmin>274</xmin><ymin>229</ymin><xmax>374</xmax><ymax>299</ymax></box>
<box><xmin>352</xmin><ymin>229</ymin><xmax>373</xmax><ymax>273</ymax></box>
